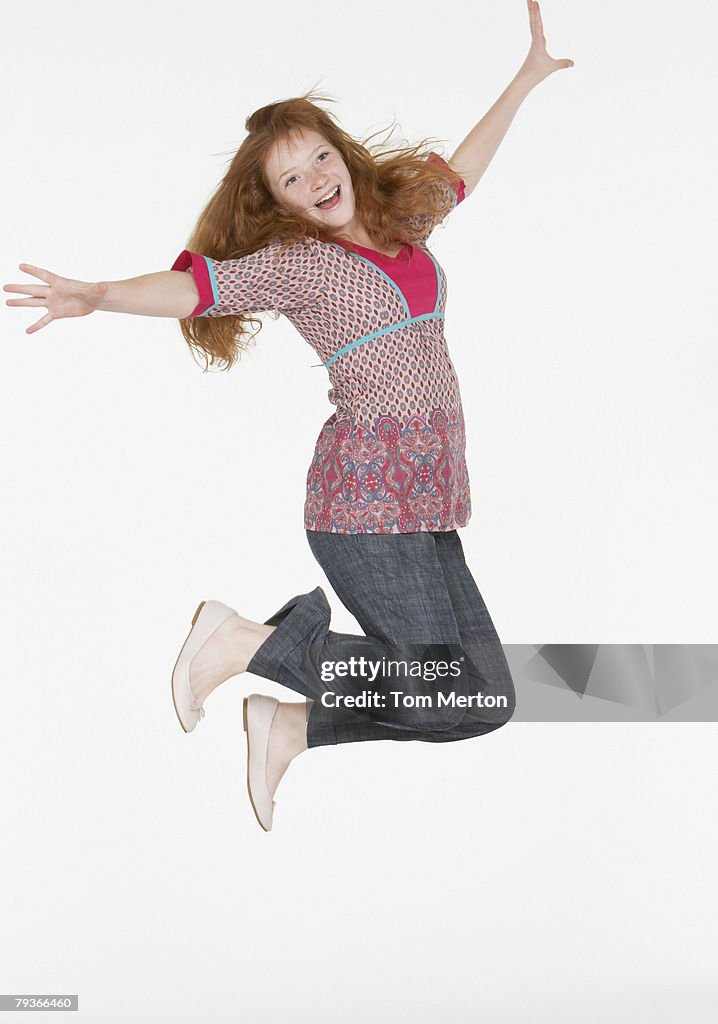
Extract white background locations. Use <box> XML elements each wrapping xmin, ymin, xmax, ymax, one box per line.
<box><xmin>1</xmin><ymin>0</ymin><xmax>717</xmax><ymax>1021</ymax></box>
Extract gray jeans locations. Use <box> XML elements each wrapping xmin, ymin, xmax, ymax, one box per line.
<box><xmin>246</xmin><ymin>529</ymin><xmax>516</xmax><ymax>747</ymax></box>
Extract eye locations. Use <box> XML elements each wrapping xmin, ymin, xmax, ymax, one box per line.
<box><xmin>285</xmin><ymin>151</ymin><xmax>331</xmax><ymax>188</ymax></box>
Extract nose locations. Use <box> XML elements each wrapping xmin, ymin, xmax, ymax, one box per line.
<box><xmin>310</xmin><ymin>172</ymin><xmax>329</xmax><ymax>192</ymax></box>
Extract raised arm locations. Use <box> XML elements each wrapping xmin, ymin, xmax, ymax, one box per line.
<box><xmin>3</xmin><ymin>263</ymin><xmax>200</xmax><ymax>335</ymax></box>
<box><xmin>448</xmin><ymin>0</ymin><xmax>573</xmax><ymax>198</ymax></box>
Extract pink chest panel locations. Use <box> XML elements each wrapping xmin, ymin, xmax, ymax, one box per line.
<box><xmin>332</xmin><ymin>240</ymin><xmax>440</xmax><ymax>317</ymax></box>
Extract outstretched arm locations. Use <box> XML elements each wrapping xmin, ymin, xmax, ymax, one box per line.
<box><xmin>448</xmin><ymin>0</ymin><xmax>573</xmax><ymax>198</ymax></box>
<box><xmin>4</xmin><ymin>264</ymin><xmax>200</xmax><ymax>335</ymax></box>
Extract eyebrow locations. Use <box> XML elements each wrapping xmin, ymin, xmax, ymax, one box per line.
<box><xmin>277</xmin><ymin>144</ymin><xmax>326</xmax><ymax>185</ymax></box>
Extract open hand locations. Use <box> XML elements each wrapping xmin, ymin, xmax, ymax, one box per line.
<box><xmin>520</xmin><ymin>0</ymin><xmax>574</xmax><ymax>84</ymax></box>
<box><xmin>3</xmin><ymin>263</ymin><xmax>109</xmax><ymax>335</ymax></box>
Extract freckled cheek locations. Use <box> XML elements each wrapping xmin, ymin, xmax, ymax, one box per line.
<box><xmin>288</xmin><ymin>194</ymin><xmax>312</xmax><ymax>214</ymax></box>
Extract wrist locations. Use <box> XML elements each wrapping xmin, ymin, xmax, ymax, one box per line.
<box><xmin>513</xmin><ymin>65</ymin><xmax>544</xmax><ymax>93</ymax></box>
<box><xmin>96</xmin><ymin>281</ymin><xmax>116</xmax><ymax>313</ymax></box>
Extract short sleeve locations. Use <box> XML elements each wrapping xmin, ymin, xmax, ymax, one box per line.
<box><xmin>400</xmin><ymin>151</ymin><xmax>466</xmax><ymax>244</ymax></box>
<box><xmin>426</xmin><ymin>152</ymin><xmax>466</xmax><ymax>207</ymax></box>
<box><xmin>170</xmin><ymin>236</ymin><xmax>325</xmax><ymax>318</ymax></box>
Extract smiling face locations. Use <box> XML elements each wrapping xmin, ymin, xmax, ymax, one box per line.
<box><xmin>263</xmin><ymin>126</ymin><xmax>360</xmax><ymax>233</ymax></box>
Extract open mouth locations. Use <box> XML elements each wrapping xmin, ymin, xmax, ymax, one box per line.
<box><xmin>315</xmin><ymin>184</ymin><xmax>341</xmax><ymax>211</ymax></box>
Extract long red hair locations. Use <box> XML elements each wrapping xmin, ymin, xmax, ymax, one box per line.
<box><xmin>177</xmin><ymin>87</ymin><xmax>466</xmax><ymax>371</ymax></box>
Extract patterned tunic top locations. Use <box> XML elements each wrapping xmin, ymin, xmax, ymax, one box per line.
<box><xmin>171</xmin><ymin>153</ymin><xmax>468</xmax><ymax>535</ymax></box>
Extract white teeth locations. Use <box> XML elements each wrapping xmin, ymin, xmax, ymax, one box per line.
<box><xmin>316</xmin><ymin>185</ymin><xmax>339</xmax><ymax>206</ymax></box>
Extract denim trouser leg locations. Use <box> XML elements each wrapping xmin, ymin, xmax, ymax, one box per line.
<box><xmin>245</xmin><ymin>530</ymin><xmax>516</xmax><ymax>748</ymax></box>
<box><xmin>429</xmin><ymin>530</ymin><xmax>517</xmax><ymax>739</ymax></box>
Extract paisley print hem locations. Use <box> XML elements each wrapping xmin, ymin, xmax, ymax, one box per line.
<box><xmin>303</xmin><ymin>408</ymin><xmax>471</xmax><ymax>536</ymax></box>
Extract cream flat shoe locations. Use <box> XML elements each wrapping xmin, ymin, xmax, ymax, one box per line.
<box><xmin>171</xmin><ymin>600</ymin><xmax>238</xmax><ymax>733</ymax></box>
<box><xmin>243</xmin><ymin>694</ymin><xmax>279</xmax><ymax>832</ymax></box>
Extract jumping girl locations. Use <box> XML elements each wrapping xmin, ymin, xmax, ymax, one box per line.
<box><xmin>4</xmin><ymin>1</ymin><xmax>573</xmax><ymax>830</ymax></box>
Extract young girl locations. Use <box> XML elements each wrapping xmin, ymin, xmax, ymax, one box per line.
<box><xmin>4</xmin><ymin>1</ymin><xmax>573</xmax><ymax>831</ymax></box>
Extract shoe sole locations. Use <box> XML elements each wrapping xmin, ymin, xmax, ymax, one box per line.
<box><xmin>243</xmin><ymin>697</ymin><xmax>271</xmax><ymax>832</ymax></box>
<box><xmin>171</xmin><ymin>601</ymin><xmax>206</xmax><ymax>734</ymax></box>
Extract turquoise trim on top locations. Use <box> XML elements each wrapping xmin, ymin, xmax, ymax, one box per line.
<box><xmin>424</xmin><ymin>249</ymin><xmax>442</xmax><ymax>314</ymax></box>
<box><xmin>198</xmin><ymin>256</ymin><xmax>220</xmax><ymax>317</ymax></box>
<box><xmin>311</xmin><ymin>238</ymin><xmax>447</xmax><ymax>369</ymax></box>
<box><xmin>323</xmin><ymin>312</ymin><xmax>445</xmax><ymax>368</ymax></box>
<box><xmin>327</xmin><ymin>240</ymin><xmax>410</xmax><ymax>317</ymax></box>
